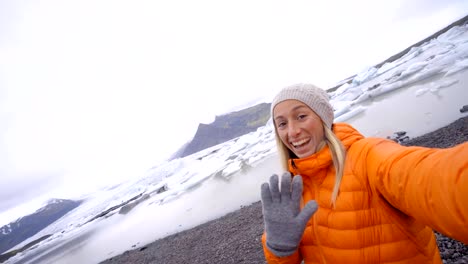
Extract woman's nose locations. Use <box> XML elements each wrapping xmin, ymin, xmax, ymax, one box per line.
<box><xmin>288</xmin><ymin>122</ymin><xmax>301</xmax><ymax>136</ymax></box>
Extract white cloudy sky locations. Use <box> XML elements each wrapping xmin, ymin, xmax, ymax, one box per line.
<box><xmin>0</xmin><ymin>0</ymin><xmax>467</xmax><ymax>213</ymax></box>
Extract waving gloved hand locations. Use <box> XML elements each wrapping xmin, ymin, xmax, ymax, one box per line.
<box><xmin>261</xmin><ymin>172</ymin><xmax>318</xmax><ymax>257</ymax></box>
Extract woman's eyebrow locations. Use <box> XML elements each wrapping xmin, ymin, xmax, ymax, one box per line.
<box><xmin>274</xmin><ymin>116</ymin><xmax>284</xmax><ymax>122</ymax></box>
<box><xmin>274</xmin><ymin>105</ymin><xmax>309</xmax><ymax>121</ymax></box>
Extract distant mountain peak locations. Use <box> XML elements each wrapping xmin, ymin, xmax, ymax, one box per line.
<box><xmin>172</xmin><ymin>102</ymin><xmax>272</xmax><ymax>159</ymax></box>
<box><xmin>0</xmin><ymin>198</ymin><xmax>82</xmax><ymax>254</ymax></box>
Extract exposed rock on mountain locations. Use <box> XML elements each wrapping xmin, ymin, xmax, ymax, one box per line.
<box><xmin>0</xmin><ymin>198</ymin><xmax>81</xmax><ymax>254</ymax></box>
<box><xmin>175</xmin><ymin>102</ymin><xmax>271</xmax><ymax>159</ymax></box>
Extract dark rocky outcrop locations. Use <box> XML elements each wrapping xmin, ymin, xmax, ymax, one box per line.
<box><xmin>119</xmin><ymin>194</ymin><xmax>150</xmax><ymax>215</ymax></box>
<box><xmin>175</xmin><ymin>103</ymin><xmax>271</xmax><ymax>159</ymax></box>
<box><xmin>387</xmin><ymin>131</ymin><xmax>410</xmax><ymax>144</ymax></box>
<box><xmin>460</xmin><ymin>105</ymin><xmax>468</xmax><ymax>113</ymax></box>
<box><xmin>84</xmin><ymin>193</ymin><xmax>143</xmax><ymax>224</ymax></box>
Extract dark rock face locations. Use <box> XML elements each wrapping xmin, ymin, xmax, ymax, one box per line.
<box><xmin>100</xmin><ymin>116</ymin><xmax>468</xmax><ymax>264</ymax></box>
<box><xmin>176</xmin><ymin>103</ymin><xmax>271</xmax><ymax>158</ymax></box>
<box><xmin>0</xmin><ymin>199</ymin><xmax>81</xmax><ymax>254</ymax></box>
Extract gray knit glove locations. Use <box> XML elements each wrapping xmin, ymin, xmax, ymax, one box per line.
<box><xmin>261</xmin><ymin>173</ymin><xmax>318</xmax><ymax>257</ymax></box>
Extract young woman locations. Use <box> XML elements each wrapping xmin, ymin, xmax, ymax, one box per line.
<box><xmin>260</xmin><ymin>83</ymin><xmax>467</xmax><ymax>263</ymax></box>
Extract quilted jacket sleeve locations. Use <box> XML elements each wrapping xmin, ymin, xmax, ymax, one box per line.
<box><xmin>262</xmin><ymin>232</ymin><xmax>302</xmax><ymax>264</ymax></box>
<box><xmin>365</xmin><ymin>139</ymin><xmax>468</xmax><ymax>243</ymax></box>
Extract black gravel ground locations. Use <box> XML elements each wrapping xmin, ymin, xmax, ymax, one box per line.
<box><xmin>101</xmin><ymin>116</ymin><xmax>468</xmax><ymax>264</ymax></box>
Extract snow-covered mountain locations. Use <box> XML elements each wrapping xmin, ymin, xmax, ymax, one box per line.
<box><xmin>0</xmin><ymin>199</ymin><xmax>81</xmax><ymax>255</ymax></box>
<box><xmin>4</xmin><ymin>17</ymin><xmax>468</xmax><ymax>264</ymax></box>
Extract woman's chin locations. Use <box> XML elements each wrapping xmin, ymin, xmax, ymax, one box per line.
<box><xmin>293</xmin><ymin>146</ymin><xmax>315</xmax><ymax>158</ymax></box>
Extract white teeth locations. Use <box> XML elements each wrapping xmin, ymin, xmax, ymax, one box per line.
<box><xmin>291</xmin><ymin>139</ymin><xmax>308</xmax><ymax>147</ymax></box>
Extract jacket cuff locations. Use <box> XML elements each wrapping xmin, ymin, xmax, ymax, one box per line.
<box><xmin>266</xmin><ymin>241</ymin><xmax>298</xmax><ymax>257</ymax></box>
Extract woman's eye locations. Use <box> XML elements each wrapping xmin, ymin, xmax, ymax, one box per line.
<box><xmin>277</xmin><ymin>121</ymin><xmax>286</xmax><ymax>128</ymax></box>
<box><xmin>298</xmin><ymin>114</ymin><xmax>307</xmax><ymax>120</ymax></box>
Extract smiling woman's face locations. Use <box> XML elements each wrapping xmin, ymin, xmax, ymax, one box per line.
<box><xmin>273</xmin><ymin>99</ymin><xmax>325</xmax><ymax>158</ymax></box>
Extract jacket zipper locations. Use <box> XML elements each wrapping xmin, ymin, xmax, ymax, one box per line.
<box><xmin>312</xmin><ymin>182</ymin><xmax>327</xmax><ymax>264</ymax></box>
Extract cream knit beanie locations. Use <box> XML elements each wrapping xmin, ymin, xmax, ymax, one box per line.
<box><xmin>271</xmin><ymin>83</ymin><xmax>334</xmax><ymax>129</ymax></box>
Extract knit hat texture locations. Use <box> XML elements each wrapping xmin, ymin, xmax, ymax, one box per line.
<box><xmin>271</xmin><ymin>83</ymin><xmax>334</xmax><ymax>129</ymax></box>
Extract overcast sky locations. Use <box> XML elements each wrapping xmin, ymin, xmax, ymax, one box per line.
<box><xmin>1</xmin><ymin>0</ymin><xmax>467</xmax><ymax>214</ymax></box>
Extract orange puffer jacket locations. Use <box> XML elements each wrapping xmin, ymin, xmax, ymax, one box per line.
<box><xmin>262</xmin><ymin>123</ymin><xmax>468</xmax><ymax>264</ymax></box>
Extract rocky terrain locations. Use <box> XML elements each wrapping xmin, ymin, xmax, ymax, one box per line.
<box><xmin>101</xmin><ymin>116</ymin><xmax>468</xmax><ymax>264</ymax></box>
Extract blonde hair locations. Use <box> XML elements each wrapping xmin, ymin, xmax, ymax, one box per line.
<box><xmin>274</xmin><ymin>122</ymin><xmax>346</xmax><ymax>207</ymax></box>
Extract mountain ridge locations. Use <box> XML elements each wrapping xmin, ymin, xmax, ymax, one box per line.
<box><xmin>172</xmin><ymin>102</ymin><xmax>272</xmax><ymax>159</ymax></box>
<box><xmin>0</xmin><ymin>198</ymin><xmax>82</xmax><ymax>255</ymax></box>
